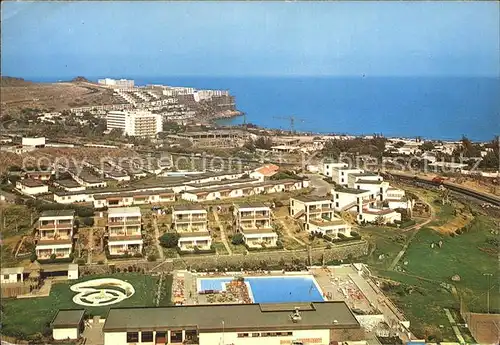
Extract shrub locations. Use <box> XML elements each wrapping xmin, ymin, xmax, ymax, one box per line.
<box><xmin>159</xmin><ymin>232</ymin><xmax>180</xmax><ymax>248</ymax></box>
<box><xmin>76</xmin><ymin>258</ymin><xmax>86</xmax><ymax>265</ymax></box>
<box><xmin>326</xmin><ymin>244</ymin><xmax>332</xmax><ymax>249</ymax></box>
<box><xmin>350</xmin><ymin>231</ymin><xmax>360</xmax><ymax>237</ymax></box>
<box><xmin>147</xmin><ymin>254</ymin><xmax>157</xmax><ymax>262</ymax></box>
<box><xmin>231</xmin><ymin>232</ymin><xmax>244</xmax><ymax>245</ymax></box>
<box><xmin>30</xmin><ymin>252</ymin><xmax>37</xmax><ymax>262</ymax></box>
<box><xmin>82</xmin><ymin>217</ymin><xmax>94</xmax><ymax>227</ymax></box>
<box><xmin>97</xmin><ymin>260</ymin><xmax>104</xmax><ymax>265</ymax></box>
<box><xmin>50</xmin><ymin>253</ymin><xmax>56</xmax><ymax>260</ymax></box>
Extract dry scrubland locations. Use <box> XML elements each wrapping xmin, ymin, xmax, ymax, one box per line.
<box><xmin>1</xmin><ymin>79</ymin><xmax>122</xmax><ymax>116</ymax></box>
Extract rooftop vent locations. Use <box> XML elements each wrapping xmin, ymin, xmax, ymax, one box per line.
<box><xmin>290</xmin><ymin>307</ymin><xmax>302</xmax><ymax>323</ymax></box>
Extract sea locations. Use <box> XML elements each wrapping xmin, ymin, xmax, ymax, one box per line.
<box><xmin>35</xmin><ymin>76</ymin><xmax>500</xmax><ymax>141</ymax></box>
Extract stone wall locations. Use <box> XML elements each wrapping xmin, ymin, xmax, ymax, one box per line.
<box><xmin>171</xmin><ymin>240</ymin><xmax>368</xmax><ymax>271</ymax></box>
<box><xmin>78</xmin><ymin>241</ymin><xmax>368</xmax><ymax>274</ymax></box>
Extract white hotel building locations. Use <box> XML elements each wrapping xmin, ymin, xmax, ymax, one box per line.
<box><xmin>102</xmin><ymin>302</ymin><xmax>365</xmax><ymax>345</ymax></box>
<box><xmin>106</xmin><ymin>110</ymin><xmax>162</xmax><ymax>137</ymax></box>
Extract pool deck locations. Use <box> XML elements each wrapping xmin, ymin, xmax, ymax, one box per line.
<box><xmin>174</xmin><ymin>265</ymin><xmax>413</xmax><ymax>342</ymax></box>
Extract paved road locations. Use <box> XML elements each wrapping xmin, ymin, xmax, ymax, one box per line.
<box><xmin>349</xmin><ymin>272</ymin><xmax>414</xmax><ymax>343</ymax></box>
<box><xmin>304</xmin><ymin>173</ymin><xmax>331</xmax><ymax>196</ymax></box>
<box><xmin>152</xmin><ymin>216</ymin><xmax>165</xmax><ymax>260</ymax></box>
<box><xmin>87</xmin><ymin>228</ymin><xmax>94</xmax><ymax>264</ymax></box>
<box><xmin>212</xmin><ymin>211</ymin><xmax>232</xmax><ymax>255</ymax></box>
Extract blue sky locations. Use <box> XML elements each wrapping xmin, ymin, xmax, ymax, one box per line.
<box><xmin>1</xmin><ymin>1</ymin><xmax>499</xmax><ymax>78</ymax></box>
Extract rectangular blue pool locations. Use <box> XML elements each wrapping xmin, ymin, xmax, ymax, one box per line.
<box><xmin>198</xmin><ymin>275</ymin><xmax>325</xmax><ymax>303</ymax></box>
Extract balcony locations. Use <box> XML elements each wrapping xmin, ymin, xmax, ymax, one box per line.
<box><xmin>309</xmin><ymin>217</ymin><xmax>345</xmax><ymax>227</ymax></box>
<box><xmin>38</xmin><ymin>221</ymin><xmax>73</xmax><ymax>230</ymax></box>
<box><xmin>308</xmin><ymin>207</ymin><xmax>333</xmax><ymax>214</ymax></box>
<box><xmin>108</xmin><ymin>234</ymin><xmax>143</xmax><ymax>241</ymax></box>
<box><xmin>239</xmin><ymin>212</ymin><xmax>270</xmax><ymax>220</ymax></box>
<box><xmin>175</xmin><ymin>216</ymin><xmax>207</xmax><ymax>223</ymax></box>
<box><xmin>108</xmin><ymin>218</ymin><xmax>142</xmax><ymax>226</ymax></box>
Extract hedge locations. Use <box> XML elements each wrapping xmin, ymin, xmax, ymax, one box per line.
<box><xmin>244</xmin><ymin>241</ymin><xmax>284</xmax><ymax>252</ymax></box>
<box><xmin>37</xmin><ymin>257</ymin><xmax>74</xmax><ymax>264</ymax></box>
<box><xmin>105</xmin><ymin>247</ymin><xmax>143</xmax><ymax>260</ymax></box>
<box><xmin>177</xmin><ymin>245</ymin><xmax>216</xmax><ymax>255</ymax></box>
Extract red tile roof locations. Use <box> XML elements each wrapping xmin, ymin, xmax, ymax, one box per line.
<box><xmin>254</xmin><ymin>164</ymin><xmax>280</xmax><ymax>177</ymax></box>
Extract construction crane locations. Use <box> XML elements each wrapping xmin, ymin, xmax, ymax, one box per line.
<box><xmin>273</xmin><ymin>115</ymin><xmax>306</xmax><ymax>133</ymax></box>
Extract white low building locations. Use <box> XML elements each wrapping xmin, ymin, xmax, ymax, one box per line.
<box><xmin>102</xmin><ymin>302</ymin><xmax>364</xmax><ymax>345</ymax></box>
<box><xmin>107</xmin><ymin>207</ymin><xmax>143</xmax><ymax>256</ymax></box>
<box><xmin>290</xmin><ymin>195</ymin><xmax>351</xmax><ymax>238</ymax></box>
<box><xmin>386</xmin><ymin>187</ymin><xmax>414</xmax><ymax>210</ymax></box>
<box><xmin>333</xmin><ymin>187</ymin><xmax>400</xmax><ymax>224</ymax></box>
<box><xmin>172</xmin><ymin>205</ymin><xmax>212</xmax><ymax>251</ymax></box>
<box><xmin>36</xmin><ymin>209</ymin><xmax>75</xmax><ymax>259</ymax></box>
<box><xmin>52</xmin><ymin>309</ymin><xmax>85</xmax><ymax>341</ymax></box>
<box><xmin>0</xmin><ymin>267</ymin><xmax>25</xmax><ymax>284</ymax></box>
<box><xmin>16</xmin><ymin>179</ymin><xmax>49</xmax><ymax>196</ymax></box>
<box><xmin>233</xmin><ymin>203</ymin><xmax>278</xmax><ymax>248</ymax></box>
<box><xmin>22</xmin><ymin>136</ymin><xmax>45</xmax><ymax>148</ymax></box>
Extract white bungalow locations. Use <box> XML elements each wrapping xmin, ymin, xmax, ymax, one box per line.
<box><xmin>290</xmin><ymin>195</ymin><xmax>351</xmax><ymax>238</ymax></box>
<box><xmin>233</xmin><ymin>203</ymin><xmax>278</xmax><ymax>248</ymax></box>
<box><xmin>36</xmin><ymin>210</ymin><xmax>75</xmax><ymax>259</ymax></box>
<box><xmin>172</xmin><ymin>205</ymin><xmax>211</xmax><ymax>251</ymax></box>
<box><xmin>16</xmin><ymin>179</ymin><xmax>49</xmax><ymax>196</ymax></box>
<box><xmin>107</xmin><ymin>207</ymin><xmax>143</xmax><ymax>256</ymax></box>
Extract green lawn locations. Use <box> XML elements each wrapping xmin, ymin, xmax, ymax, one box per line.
<box><xmin>228</xmin><ymin>243</ymin><xmax>247</xmax><ymax>254</ymax></box>
<box><xmin>401</xmin><ymin>216</ymin><xmax>499</xmax><ymax>313</ymax></box>
<box><xmin>213</xmin><ymin>242</ymin><xmax>229</xmax><ymax>255</ymax></box>
<box><xmin>162</xmin><ymin>247</ymin><xmax>179</xmax><ymax>258</ymax></box>
<box><xmin>372</xmin><ymin>215</ymin><xmax>499</xmax><ymax>341</ymax></box>
<box><xmin>1</xmin><ymin>273</ymin><xmax>159</xmax><ymax>338</ymax></box>
<box><xmin>360</xmin><ymin>225</ymin><xmax>411</xmax><ymax>269</ymax></box>
<box><xmin>158</xmin><ymin>274</ymin><xmax>173</xmax><ymax>306</ymax></box>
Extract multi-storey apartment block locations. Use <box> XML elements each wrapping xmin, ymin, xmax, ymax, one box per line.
<box><xmin>172</xmin><ymin>205</ymin><xmax>212</xmax><ymax>251</ymax></box>
<box><xmin>233</xmin><ymin>203</ymin><xmax>278</xmax><ymax>248</ymax></box>
<box><xmin>333</xmin><ymin>187</ymin><xmax>401</xmax><ymax>224</ymax></box>
<box><xmin>290</xmin><ymin>195</ymin><xmax>351</xmax><ymax>238</ymax></box>
<box><xmin>107</xmin><ymin>207</ymin><xmax>143</xmax><ymax>256</ymax></box>
<box><xmin>36</xmin><ymin>210</ymin><xmax>75</xmax><ymax>259</ymax></box>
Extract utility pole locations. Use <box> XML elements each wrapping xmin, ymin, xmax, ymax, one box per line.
<box><xmin>484</xmin><ymin>273</ymin><xmax>492</xmax><ymax>313</ymax></box>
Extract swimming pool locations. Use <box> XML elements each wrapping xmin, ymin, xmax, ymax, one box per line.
<box><xmin>198</xmin><ymin>275</ymin><xmax>325</xmax><ymax>303</ymax></box>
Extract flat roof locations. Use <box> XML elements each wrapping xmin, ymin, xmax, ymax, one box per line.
<box><xmin>334</xmin><ymin>187</ymin><xmax>370</xmax><ymax>195</ymax></box>
<box><xmin>40</xmin><ymin>209</ymin><xmax>75</xmax><ymax>218</ymax></box>
<box><xmin>103</xmin><ymin>302</ymin><xmax>360</xmax><ymax>332</ymax></box>
<box><xmin>242</xmin><ymin>228</ymin><xmax>276</xmax><ymax>235</ymax></box>
<box><xmin>234</xmin><ymin>202</ymin><xmax>269</xmax><ymax>209</ymax></box>
<box><xmin>350</xmin><ymin>172</ymin><xmax>378</xmax><ymax>177</ymax></box>
<box><xmin>178</xmin><ymin>231</ymin><xmax>210</xmax><ymax>238</ymax></box>
<box><xmin>52</xmin><ymin>309</ymin><xmax>85</xmax><ymax>328</ymax></box>
<box><xmin>1</xmin><ymin>267</ymin><xmax>24</xmax><ymax>275</ymax></box>
<box><xmin>172</xmin><ymin>204</ymin><xmax>206</xmax><ymax>211</ymax></box>
<box><xmin>93</xmin><ymin>188</ymin><xmax>174</xmax><ymax>200</ymax></box>
<box><xmin>55</xmin><ymin>179</ymin><xmax>81</xmax><ymax>188</ymax></box>
<box><xmin>185</xmin><ymin>178</ymin><xmax>257</xmax><ymax>188</ymax></box>
<box><xmin>18</xmin><ymin>178</ymin><xmax>44</xmax><ymax>187</ymax></box>
<box><xmin>355</xmin><ymin>179</ymin><xmax>382</xmax><ymax>185</ymax></box>
<box><xmin>108</xmin><ymin>206</ymin><xmax>141</xmax><ymax>215</ymax></box>
<box><xmin>292</xmin><ymin>195</ymin><xmax>331</xmax><ymax>203</ymax></box>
